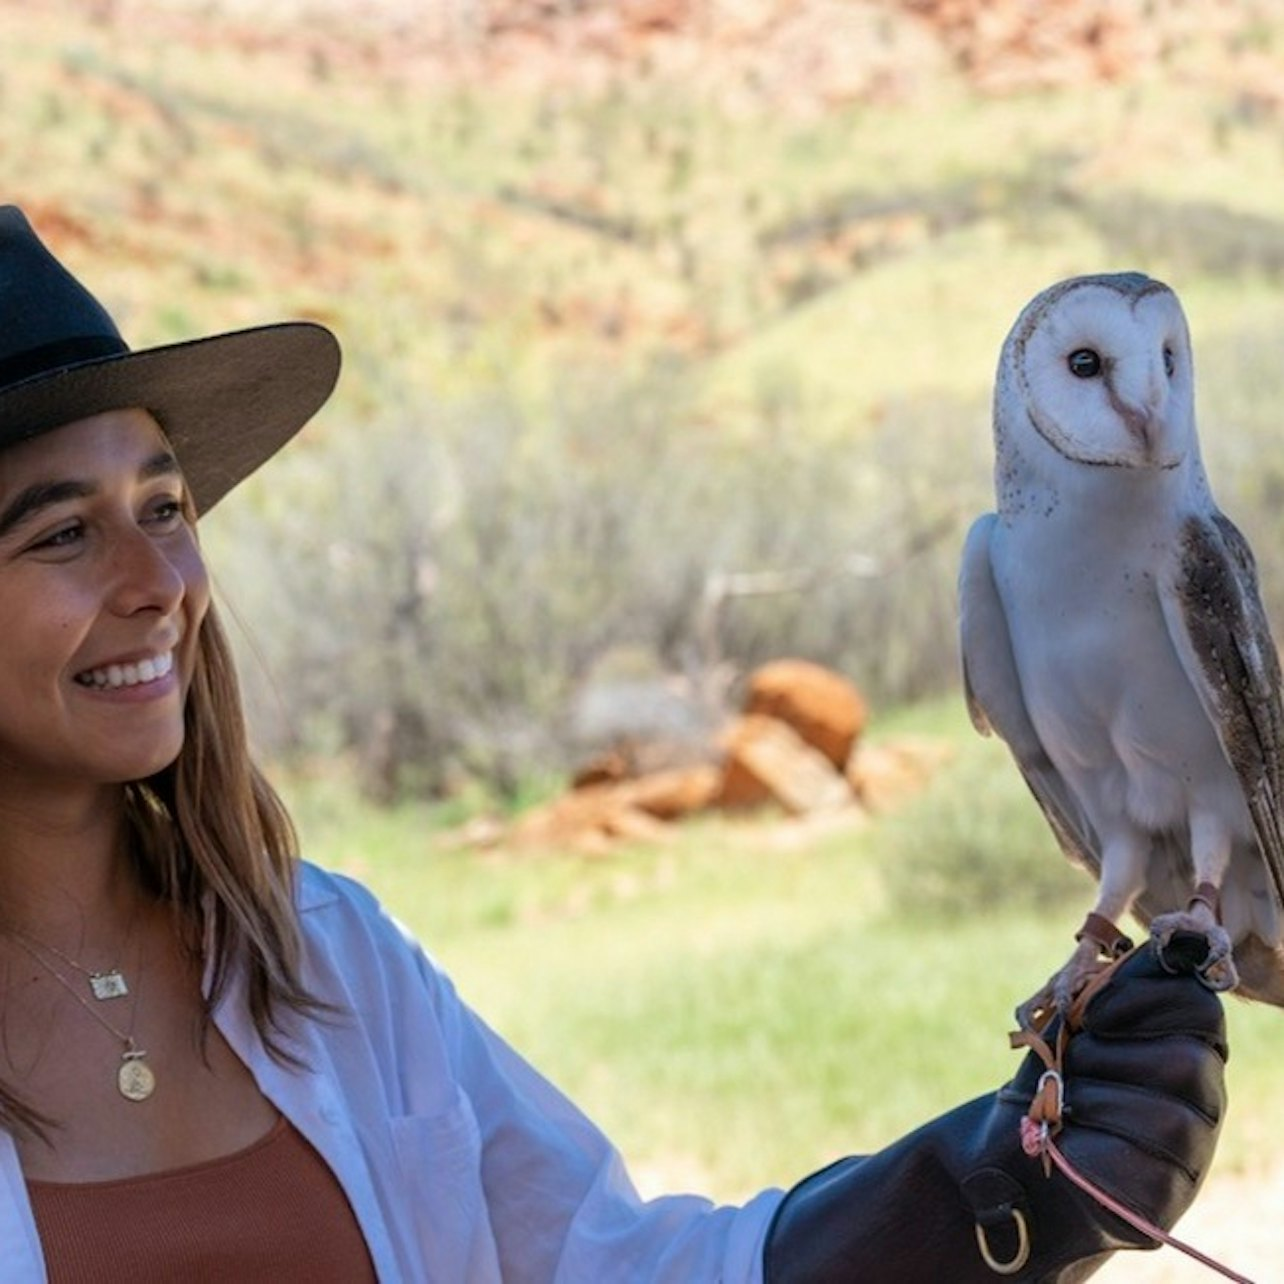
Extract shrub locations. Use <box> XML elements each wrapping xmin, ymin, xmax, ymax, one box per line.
<box><xmin>206</xmin><ymin>364</ymin><xmax>986</xmax><ymax>801</ymax></box>
<box><xmin>880</xmin><ymin>736</ymin><xmax>1091</xmax><ymax>919</ymax></box>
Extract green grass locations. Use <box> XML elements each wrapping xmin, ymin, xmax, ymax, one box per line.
<box><xmin>280</xmin><ymin>697</ymin><xmax>1284</xmax><ymax>1199</ymax></box>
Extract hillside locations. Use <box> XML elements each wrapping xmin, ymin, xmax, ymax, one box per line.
<box><xmin>6</xmin><ymin>0</ymin><xmax>1284</xmax><ymax>428</ymax></box>
<box><xmin>7</xmin><ymin>0</ymin><xmax>1284</xmax><ymax>792</ymax></box>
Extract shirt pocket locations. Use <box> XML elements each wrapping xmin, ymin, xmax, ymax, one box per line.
<box><xmin>389</xmin><ymin>1089</ymin><xmax>502</xmax><ymax>1283</ymax></box>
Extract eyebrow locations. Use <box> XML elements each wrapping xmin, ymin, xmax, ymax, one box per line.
<box><xmin>0</xmin><ymin>450</ymin><xmax>182</xmax><ymax>542</ymax></box>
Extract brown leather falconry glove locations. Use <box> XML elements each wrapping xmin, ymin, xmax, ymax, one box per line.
<box><xmin>763</xmin><ymin>936</ymin><xmax>1227</xmax><ymax>1283</ymax></box>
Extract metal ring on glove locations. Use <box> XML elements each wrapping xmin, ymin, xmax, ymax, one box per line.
<box><xmin>975</xmin><ymin>1208</ymin><xmax>1031</xmax><ymax>1275</ymax></box>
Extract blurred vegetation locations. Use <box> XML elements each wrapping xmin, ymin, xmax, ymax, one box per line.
<box><xmin>290</xmin><ymin>697</ymin><xmax>1284</xmax><ymax>1214</ymax></box>
<box><xmin>6</xmin><ymin>2</ymin><xmax>1284</xmax><ymax>802</ymax></box>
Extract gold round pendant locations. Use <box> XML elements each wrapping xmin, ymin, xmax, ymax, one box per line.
<box><xmin>118</xmin><ymin>1055</ymin><xmax>155</xmax><ymax>1102</ymax></box>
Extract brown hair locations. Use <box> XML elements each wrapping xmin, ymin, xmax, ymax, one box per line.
<box><xmin>0</xmin><ymin>600</ymin><xmax>325</xmax><ymax>1139</ymax></box>
<box><xmin>138</xmin><ymin>600</ymin><xmax>323</xmax><ymax>1039</ymax></box>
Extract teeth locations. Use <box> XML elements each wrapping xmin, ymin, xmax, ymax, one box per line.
<box><xmin>76</xmin><ymin>651</ymin><xmax>174</xmax><ymax>690</ymax></box>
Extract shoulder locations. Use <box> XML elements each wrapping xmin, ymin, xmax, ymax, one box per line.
<box><xmin>296</xmin><ymin>858</ymin><xmax>385</xmax><ymax>919</ymax></box>
<box><xmin>295</xmin><ymin>859</ymin><xmax>398</xmax><ymax>946</ymax></box>
<box><xmin>283</xmin><ymin>862</ymin><xmax>482</xmax><ymax>1119</ymax></box>
<box><xmin>291</xmin><ymin>859</ymin><xmax>454</xmax><ymax>1012</ymax></box>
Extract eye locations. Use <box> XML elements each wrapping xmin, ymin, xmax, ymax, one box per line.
<box><xmin>35</xmin><ymin>521</ymin><xmax>83</xmax><ymax>546</ymax></box>
<box><xmin>146</xmin><ymin>499</ymin><xmax>184</xmax><ymax>525</ymax></box>
<box><xmin>28</xmin><ymin>521</ymin><xmax>84</xmax><ymax>553</ymax></box>
<box><xmin>1163</xmin><ymin>346</ymin><xmax>1175</xmax><ymax>377</ymax></box>
<box><xmin>1067</xmin><ymin>349</ymin><xmax>1102</xmax><ymax>379</ymax></box>
<box><xmin>142</xmin><ymin>493</ymin><xmax>188</xmax><ymax>530</ymax></box>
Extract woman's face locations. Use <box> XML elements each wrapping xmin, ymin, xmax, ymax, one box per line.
<box><xmin>0</xmin><ymin>407</ymin><xmax>210</xmax><ymax>800</ymax></box>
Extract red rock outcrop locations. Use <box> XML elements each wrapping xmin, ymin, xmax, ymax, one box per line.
<box><xmin>743</xmin><ymin>658</ymin><xmax>867</xmax><ymax>770</ymax></box>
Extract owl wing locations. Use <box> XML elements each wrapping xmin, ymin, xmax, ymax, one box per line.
<box><xmin>1159</xmin><ymin>511</ymin><xmax>1284</xmax><ymax>910</ymax></box>
<box><xmin>959</xmin><ymin>514</ymin><xmax>1102</xmax><ymax>875</ymax></box>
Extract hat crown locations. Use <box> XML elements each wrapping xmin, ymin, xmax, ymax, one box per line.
<box><xmin>0</xmin><ymin>204</ymin><xmax>341</xmax><ymax>513</ymax></box>
<box><xmin>0</xmin><ymin>206</ymin><xmax>128</xmax><ymax>392</ymax></box>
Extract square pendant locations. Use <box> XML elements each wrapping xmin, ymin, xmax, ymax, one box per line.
<box><xmin>90</xmin><ymin>970</ymin><xmax>128</xmax><ymax>1001</ymax></box>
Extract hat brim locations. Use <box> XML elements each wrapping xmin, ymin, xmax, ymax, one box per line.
<box><xmin>0</xmin><ymin>321</ymin><xmax>340</xmax><ymax>514</ymax></box>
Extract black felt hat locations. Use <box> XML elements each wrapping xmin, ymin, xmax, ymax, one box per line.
<box><xmin>0</xmin><ymin>205</ymin><xmax>341</xmax><ymax>513</ymax></box>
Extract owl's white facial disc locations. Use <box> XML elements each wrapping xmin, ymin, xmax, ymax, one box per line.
<box><xmin>1008</xmin><ymin>277</ymin><xmax>1196</xmax><ymax>471</ymax></box>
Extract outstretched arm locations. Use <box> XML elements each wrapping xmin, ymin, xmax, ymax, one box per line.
<box><xmin>764</xmin><ymin>940</ymin><xmax>1226</xmax><ymax>1282</ymax></box>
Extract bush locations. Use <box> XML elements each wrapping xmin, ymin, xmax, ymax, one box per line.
<box><xmin>205</xmin><ymin>363</ymin><xmax>987</xmax><ymax>801</ymax></box>
<box><xmin>204</xmin><ymin>304</ymin><xmax>1284</xmax><ymax>809</ymax></box>
<box><xmin>880</xmin><ymin>735</ymin><xmax>1091</xmax><ymax>919</ymax></box>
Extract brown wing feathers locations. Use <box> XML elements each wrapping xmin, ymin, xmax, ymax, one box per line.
<box><xmin>1179</xmin><ymin>515</ymin><xmax>1284</xmax><ymax>910</ymax></box>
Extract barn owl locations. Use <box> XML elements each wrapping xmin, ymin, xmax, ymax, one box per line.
<box><xmin>959</xmin><ymin>272</ymin><xmax>1284</xmax><ymax>1028</ymax></box>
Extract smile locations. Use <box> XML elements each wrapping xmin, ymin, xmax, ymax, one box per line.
<box><xmin>74</xmin><ymin>651</ymin><xmax>175</xmax><ymax>690</ymax></box>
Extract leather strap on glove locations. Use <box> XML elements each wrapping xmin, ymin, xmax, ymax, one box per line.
<box><xmin>763</xmin><ymin>937</ymin><xmax>1227</xmax><ymax>1283</ymax></box>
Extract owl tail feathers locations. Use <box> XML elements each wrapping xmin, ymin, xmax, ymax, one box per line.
<box><xmin>1229</xmin><ymin>936</ymin><xmax>1284</xmax><ymax>1006</ymax></box>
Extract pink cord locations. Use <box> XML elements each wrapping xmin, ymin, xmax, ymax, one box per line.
<box><xmin>1018</xmin><ymin>1118</ymin><xmax>1257</xmax><ymax>1284</ymax></box>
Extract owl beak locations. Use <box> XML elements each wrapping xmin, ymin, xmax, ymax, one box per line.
<box><xmin>1117</xmin><ymin>399</ymin><xmax>1168</xmax><ymax>460</ymax></box>
<box><xmin>1124</xmin><ymin>406</ymin><xmax>1156</xmax><ymax>450</ymax></box>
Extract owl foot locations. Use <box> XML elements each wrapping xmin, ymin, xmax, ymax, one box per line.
<box><xmin>1014</xmin><ymin>982</ymin><xmax>1058</xmax><ymax>1035</ymax></box>
<box><xmin>1015</xmin><ymin>935</ymin><xmax>1118</xmax><ymax>1033</ymax></box>
<box><xmin>1150</xmin><ymin>891</ymin><xmax>1237</xmax><ymax>992</ymax></box>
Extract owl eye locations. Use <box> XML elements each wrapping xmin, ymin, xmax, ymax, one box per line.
<box><xmin>1067</xmin><ymin>349</ymin><xmax>1102</xmax><ymax>378</ymax></box>
<box><xmin>1163</xmin><ymin>346</ymin><xmax>1175</xmax><ymax>377</ymax></box>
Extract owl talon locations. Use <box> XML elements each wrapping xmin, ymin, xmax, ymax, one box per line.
<box><xmin>1052</xmin><ymin>970</ymin><xmax>1086</xmax><ymax>1016</ymax></box>
<box><xmin>1197</xmin><ymin>954</ymin><xmax>1239</xmax><ymax>992</ymax></box>
<box><xmin>1016</xmin><ymin>938</ymin><xmax>1111</xmax><ymax>1033</ymax></box>
<box><xmin>1149</xmin><ymin>909</ymin><xmax>1237</xmax><ymax>992</ymax></box>
<box><xmin>1015</xmin><ymin>987</ymin><xmax>1057</xmax><ymax>1034</ymax></box>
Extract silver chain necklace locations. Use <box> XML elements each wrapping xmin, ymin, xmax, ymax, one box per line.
<box><xmin>6</xmin><ymin>928</ymin><xmax>129</xmax><ymax>1000</ymax></box>
<box><xmin>1</xmin><ymin>899</ymin><xmax>140</xmax><ymax>1003</ymax></box>
<box><xmin>7</xmin><ymin>933</ymin><xmax>154</xmax><ymax>1101</ymax></box>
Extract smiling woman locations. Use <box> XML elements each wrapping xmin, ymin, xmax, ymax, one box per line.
<box><xmin>0</xmin><ymin>206</ymin><xmax>1232</xmax><ymax>1284</ymax></box>
<box><xmin>0</xmin><ymin>410</ymin><xmax>208</xmax><ymax>791</ymax></box>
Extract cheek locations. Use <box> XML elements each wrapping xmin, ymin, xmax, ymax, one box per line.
<box><xmin>173</xmin><ymin>535</ymin><xmax>211</xmax><ymax>625</ymax></box>
<box><xmin>186</xmin><ymin>555</ymin><xmax>212</xmax><ymax>631</ymax></box>
<box><xmin>0</xmin><ymin>581</ymin><xmax>92</xmax><ymax>677</ymax></box>
<box><xmin>173</xmin><ymin>540</ymin><xmax>211</xmax><ymax>680</ymax></box>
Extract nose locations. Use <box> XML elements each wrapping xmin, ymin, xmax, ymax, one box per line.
<box><xmin>106</xmin><ymin>526</ymin><xmax>188</xmax><ymax>617</ymax></box>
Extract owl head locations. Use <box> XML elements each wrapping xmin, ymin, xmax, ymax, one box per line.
<box><xmin>995</xmin><ymin>272</ymin><xmax>1199</xmax><ymax>478</ymax></box>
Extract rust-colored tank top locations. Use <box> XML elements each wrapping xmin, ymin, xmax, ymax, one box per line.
<box><xmin>26</xmin><ymin>1116</ymin><xmax>378</xmax><ymax>1283</ymax></box>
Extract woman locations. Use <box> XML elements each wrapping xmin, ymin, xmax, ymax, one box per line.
<box><xmin>0</xmin><ymin>204</ymin><xmax>1228</xmax><ymax>1282</ymax></box>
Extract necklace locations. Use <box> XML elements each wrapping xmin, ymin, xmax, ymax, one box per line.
<box><xmin>8</xmin><ymin>929</ymin><xmax>129</xmax><ymax>1000</ymax></box>
<box><xmin>7</xmin><ymin>934</ymin><xmax>155</xmax><ymax>1102</ymax></box>
<box><xmin>1</xmin><ymin>900</ymin><xmax>140</xmax><ymax>1003</ymax></box>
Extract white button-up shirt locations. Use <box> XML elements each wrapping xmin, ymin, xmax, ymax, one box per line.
<box><xmin>0</xmin><ymin>863</ymin><xmax>782</xmax><ymax>1281</ymax></box>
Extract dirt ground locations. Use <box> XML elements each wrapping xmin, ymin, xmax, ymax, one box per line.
<box><xmin>1094</xmin><ymin>1163</ymin><xmax>1281</xmax><ymax>1282</ymax></box>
